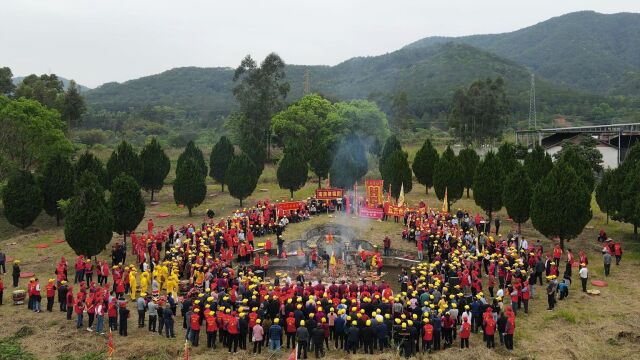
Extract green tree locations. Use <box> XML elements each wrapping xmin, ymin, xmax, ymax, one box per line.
<box><xmin>503</xmin><ymin>164</ymin><xmax>532</xmax><ymax>233</ymax></box>
<box><xmin>382</xmin><ymin>150</ymin><xmax>412</xmax><ymax>200</ymax></box>
<box><xmin>106</xmin><ymin>141</ymin><xmax>142</xmax><ymax>188</ymax></box>
<box><xmin>329</xmin><ymin>100</ymin><xmax>389</xmax><ymax>151</ymax></box>
<box><xmin>620</xmin><ymin>163</ymin><xmax>640</xmax><ymax>239</ymax></box>
<box><xmin>61</xmin><ymin>80</ymin><xmax>86</xmax><ymax>128</ymax></box>
<box><xmin>271</xmin><ymin>94</ymin><xmax>342</xmax><ymax>186</ymax></box>
<box><xmin>497</xmin><ymin>142</ymin><xmax>519</xmax><ymax>175</ymax></box>
<box><xmin>524</xmin><ymin>145</ymin><xmax>553</xmax><ymax>184</ymax></box>
<box><xmin>309</xmin><ymin>140</ymin><xmax>332</xmax><ymax>188</ymax></box>
<box><xmin>14</xmin><ymin>74</ymin><xmax>64</xmax><ymax>109</ymax></box>
<box><xmin>473</xmin><ymin>151</ymin><xmax>503</xmax><ymax>225</ymax></box>
<box><xmin>176</xmin><ymin>140</ymin><xmax>207</xmax><ymax>177</ymax></box>
<box><xmin>109</xmin><ymin>174</ymin><xmax>145</xmax><ymax>243</ymax></box>
<box><xmin>412</xmin><ymin>139</ymin><xmax>439</xmax><ymax>193</ymax></box>
<box><xmin>173</xmin><ymin>157</ymin><xmax>207</xmax><ymax>216</ymax></box>
<box><xmin>271</xmin><ymin>94</ymin><xmax>338</xmax><ymax>150</ymax></box>
<box><xmin>140</xmin><ymin>137</ymin><xmax>170</xmax><ymax>201</ymax></box>
<box><xmin>329</xmin><ymin>134</ymin><xmax>368</xmax><ymax>189</ymax></box>
<box><xmin>38</xmin><ymin>154</ymin><xmax>75</xmax><ymax>225</ymax></box>
<box><xmin>391</xmin><ymin>91</ymin><xmax>411</xmax><ymax>130</ymax></box>
<box><xmin>595</xmin><ymin>169</ymin><xmax>614</xmax><ymax>224</ymax></box>
<box><xmin>458</xmin><ymin>147</ymin><xmax>480</xmax><ymax>198</ymax></box>
<box><xmin>2</xmin><ymin>170</ymin><xmax>43</xmax><ymax>229</ymax></box>
<box><xmin>555</xmin><ymin>145</ymin><xmax>595</xmax><ymax>191</ymax></box>
<box><xmin>233</xmin><ymin>53</ymin><xmax>290</xmax><ymax>162</ymax></box>
<box><xmin>0</xmin><ymin>96</ymin><xmax>72</xmax><ymax>171</ymax></box>
<box><xmin>449</xmin><ymin>77</ymin><xmax>509</xmax><ymax>145</ymax></box>
<box><xmin>75</xmin><ymin>151</ymin><xmax>107</xmax><ymax>187</ymax></box>
<box><xmin>433</xmin><ymin>146</ymin><xmax>464</xmax><ymax>211</ymax></box>
<box><xmin>64</xmin><ymin>172</ymin><xmax>113</xmax><ymax>257</ymax></box>
<box><xmin>0</xmin><ymin>67</ymin><xmax>15</xmax><ymax>96</ymax></box>
<box><xmin>609</xmin><ymin>143</ymin><xmax>640</xmax><ymax>223</ymax></box>
<box><xmin>226</xmin><ymin>154</ymin><xmax>258</xmax><ymax>207</ymax></box>
<box><xmin>379</xmin><ymin>135</ymin><xmax>402</xmax><ymax>178</ymax></box>
<box><xmin>553</xmin><ymin>137</ymin><xmax>603</xmax><ymax>174</ymax></box>
<box><xmin>277</xmin><ymin>143</ymin><xmax>309</xmax><ymax>199</ymax></box>
<box><xmin>240</xmin><ymin>135</ymin><xmax>267</xmax><ymax>178</ymax></box>
<box><xmin>209</xmin><ymin>136</ymin><xmax>235</xmax><ymax>192</ymax></box>
<box><xmin>531</xmin><ymin>163</ymin><xmax>592</xmax><ymax>249</ymax></box>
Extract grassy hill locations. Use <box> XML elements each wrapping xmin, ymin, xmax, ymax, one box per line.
<box><xmin>405</xmin><ymin>11</ymin><xmax>640</xmax><ymax>95</ymax></box>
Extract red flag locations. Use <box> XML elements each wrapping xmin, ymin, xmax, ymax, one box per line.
<box><xmin>287</xmin><ymin>344</ymin><xmax>298</xmax><ymax>360</ymax></box>
<box><xmin>106</xmin><ymin>329</ymin><xmax>114</xmax><ymax>359</ymax></box>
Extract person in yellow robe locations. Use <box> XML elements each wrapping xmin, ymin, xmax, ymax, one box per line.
<box><xmin>129</xmin><ymin>269</ymin><xmax>138</xmax><ymax>300</ymax></box>
<box><xmin>139</xmin><ymin>271</ymin><xmax>149</xmax><ymax>295</ymax></box>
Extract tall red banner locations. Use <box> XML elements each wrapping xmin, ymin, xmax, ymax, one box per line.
<box><xmin>365</xmin><ymin>180</ymin><xmax>384</xmax><ymax>207</ymax></box>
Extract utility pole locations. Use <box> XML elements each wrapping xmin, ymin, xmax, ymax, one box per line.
<box><xmin>528</xmin><ymin>73</ymin><xmax>536</xmax><ymax>129</ymax></box>
<box><xmin>303</xmin><ymin>68</ymin><xmax>311</xmax><ymax>95</ymax></box>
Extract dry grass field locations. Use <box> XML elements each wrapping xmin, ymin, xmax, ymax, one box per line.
<box><xmin>1</xmin><ymin>151</ymin><xmax>640</xmax><ymax>360</ymax></box>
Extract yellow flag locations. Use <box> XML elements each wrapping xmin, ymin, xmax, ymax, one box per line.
<box><xmin>442</xmin><ymin>187</ymin><xmax>448</xmax><ymax>213</ymax></box>
<box><xmin>397</xmin><ymin>184</ymin><xmax>405</xmax><ymax>207</ymax></box>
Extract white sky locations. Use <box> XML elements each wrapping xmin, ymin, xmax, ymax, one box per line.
<box><xmin>3</xmin><ymin>0</ymin><xmax>639</xmax><ymax>88</ymax></box>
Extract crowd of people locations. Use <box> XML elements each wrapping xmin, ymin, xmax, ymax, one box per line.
<box><xmin>0</xmin><ymin>197</ymin><xmax>623</xmax><ymax>358</ymax></box>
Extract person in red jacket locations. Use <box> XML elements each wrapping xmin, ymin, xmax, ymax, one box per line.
<box><xmin>504</xmin><ymin>312</ymin><xmax>516</xmax><ymax>350</ymax></box>
<box><xmin>422</xmin><ymin>318</ymin><xmax>433</xmax><ymax>353</ymax></box>
<box><xmin>227</xmin><ymin>314</ymin><xmax>240</xmax><ymax>353</ymax></box>
<box><xmin>261</xmin><ymin>253</ymin><xmax>270</xmax><ymax>276</ymax></box>
<box><xmin>108</xmin><ymin>299</ymin><xmax>118</xmax><ymax>331</ymax></box>
<box><xmin>552</xmin><ymin>244</ymin><xmax>562</xmax><ymax>266</ymax></box>
<box><xmin>441</xmin><ymin>312</ymin><xmax>455</xmax><ymax>348</ymax></box>
<box><xmin>459</xmin><ymin>316</ymin><xmax>471</xmax><ymax>348</ymax></box>
<box><xmin>614</xmin><ymin>242</ymin><xmax>623</xmax><ymax>265</ymax></box>
<box><xmin>483</xmin><ymin>316</ymin><xmax>496</xmax><ymax>348</ymax></box>
<box><xmin>45</xmin><ymin>279</ymin><xmax>56</xmax><ymax>312</ymax></box>
<box><xmin>0</xmin><ymin>277</ymin><xmax>4</xmax><ymax>306</ymax></box>
<box><xmin>66</xmin><ymin>286</ymin><xmax>75</xmax><ymax>320</ymax></box>
<box><xmin>190</xmin><ymin>308</ymin><xmax>201</xmax><ymax>346</ymax></box>
<box><xmin>521</xmin><ymin>281</ymin><xmax>531</xmax><ymax>314</ymax></box>
<box><xmin>285</xmin><ymin>312</ymin><xmax>297</xmax><ymax>349</ymax></box>
<box><xmin>205</xmin><ymin>311</ymin><xmax>218</xmax><ymax>349</ymax></box>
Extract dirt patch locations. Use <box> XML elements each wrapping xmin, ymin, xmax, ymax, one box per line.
<box><xmin>617</xmin><ymin>331</ymin><xmax>640</xmax><ymax>344</ymax></box>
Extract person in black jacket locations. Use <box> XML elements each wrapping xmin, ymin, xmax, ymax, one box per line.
<box><xmin>12</xmin><ymin>261</ymin><xmax>20</xmax><ymax>287</ymax></box>
<box><xmin>497</xmin><ymin>312</ymin><xmax>507</xmax><ymax>346</ymax></box>
<box><xmin>164</xmin><ymin>306</ymin><xmax>175</xmax><ymax>338</ymax></box>
<box><xmin>345</xmin><ymin>321</ymin><xmax>359</xmax><ymax>354</ymax></box>
<box><xmin>239</xmin><ymin>313</ymin><xmax>248</xmax><ymax>350</ymax></box>
<box><xmin>119</xmin><ymin>302</ymin><xmax>130</xmax><ymax>336</ymax></box>
<box><xmin>361</xmin><ymin>320</ymin><xmax>374</xmax><ymax>354</ymax></box>
<box><xmin>375</xmin><ymin>320</ymin><xmax>388</xmax><ymax>352</ymax></box>
<box><xmin>311</xmin><ymin>326</ymin><xmax>325</xmax><ymax>358</ymax></box>
<box><xmin>296</xmin><ymin>320</ymin><xmax>309</xmax><ymax>359</ymax></box>
<box><xmin>57</xmin><ymin>281</ymin><xmax>68</xmax><ymax>312</ymax></box>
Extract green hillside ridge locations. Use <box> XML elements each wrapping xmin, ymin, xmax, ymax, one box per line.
<box><xmin>405</xmin><ymin>11</ymin><xmax>640</xmax><ymax>95</ymax></box>
<box><xmin>85</xmin><ymin>43</ymin><xmax>607</xmax><ymax>127</ymax></box>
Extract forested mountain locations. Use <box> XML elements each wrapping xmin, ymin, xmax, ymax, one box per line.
<box><xmin>85</xmin><ymin>67</ymin><xmax>235</xmax><ymax>119</ymax></box>
<box><xmin>405</xmin><ymin>11</ymin><xmax>640</xmax><ymax>95</ymax></box>
<box><xmin>85</xmin><ymin>43</ymin><xmax>605</xmax><ymax>125</ymax></box>
<box><xmin>83</xmin><ymin>11</ymin><xmax>640</xmax><ymax>130</ymax></box>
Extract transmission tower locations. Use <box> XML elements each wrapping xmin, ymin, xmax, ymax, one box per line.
<box><xmin>528</xmin><ymin>73</ymin><xmax>536</xmax><ymax>129</ymax></box>
<box><xmin>303</xmin><ymin>68</ymin><xmax>311</xmax><ymax>95</ymax></box>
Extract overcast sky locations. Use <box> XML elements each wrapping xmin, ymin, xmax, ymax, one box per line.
<box><xmin>3</xmin><ymin>0</ymin><xmax>639</xmax><ymax>88</ymax></box>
